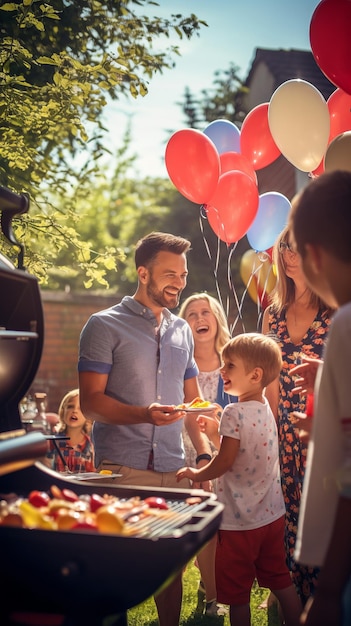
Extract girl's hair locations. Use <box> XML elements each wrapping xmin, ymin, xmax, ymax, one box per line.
<box><xmin>221</xmin><ymin>332</ymin><xmax>282</xmax><ymax>388</ymax></box>
<box><xmin>57</xmin><ymin>388</ymin><xmax>90</xmax><ymax>434</ymax></box>
<box><xmin>179</xmin><ymin>292</ymin><xmax>231</xmax><ymax>355</ymax></box>
<box><xmin>268</xmin><ymin>225</ymin><xmax>325</xmax><ymax>315</ymax></box>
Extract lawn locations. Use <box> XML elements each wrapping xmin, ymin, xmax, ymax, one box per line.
<box><xmin>124</xmin><ymin>560</ymin><xmax>280</xmax><ymax>626</ymax></box>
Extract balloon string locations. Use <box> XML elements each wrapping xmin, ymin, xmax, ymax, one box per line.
<box><xmin>199</xmin><ymin>209</ymin><xmax>219</xmax><ymax>289</ymax></box>
<box><xmin>199</xmin><ymin>207</ymin><xmax>268</xmax><ymax>336</ymax></box>
<box><xmin>232</xmin><ymin>260</ymin><xmax>265</xmax><ymax>334</ymax></box>
<box><xmin>253</xmin><ymin>262</ymin><xmax>264</xmax><ymax>329</ymax></box>
<box><xmin>199</xmin><ymin>206</ymin><xmax>212</xmax><ymax>260</ymax></box>
<box><xmin>227</xmin><ymin>244</ymin><xmax>247</xmax><ymax>335</ymax></box>
<box><xmin>199</xmin><ymin>207</ymin><xmax>224</xmax><ymax>311</ymax></box>
<box><xmin>199</xmin><ymin>209</ymin><xmax>239</xmax><ymax>333</ymax></box>
<box><xmin>255</xmin><ymin>262</ymin><xmax>274</xmax><ymax>330</ymax></box>
<box><xmin>231</xmin><ymin>284</ymin><xmax>250</xmax><ymax>335</ymax></box>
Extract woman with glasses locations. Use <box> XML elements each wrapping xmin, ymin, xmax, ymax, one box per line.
<box><xmin>261</xmin><ymin>226</ymin><xmax>332</xmax><ymax>608</ymax></box>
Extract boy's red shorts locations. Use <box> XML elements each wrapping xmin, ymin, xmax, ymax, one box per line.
<box><xmin>216</xmin><ymin>515</ymin><xmax>292</xmax><ymax>605</ymax></box>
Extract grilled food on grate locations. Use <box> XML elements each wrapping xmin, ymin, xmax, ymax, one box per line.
<box><xmin>0</xmin><ymin>484</ymin><xmax>203</xmax><ymax>537</ymax></box>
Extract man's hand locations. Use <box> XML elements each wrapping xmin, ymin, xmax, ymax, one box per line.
<box><xmin>147</xmin><ymin>403</ymin><xmax>185</xmax><ymax>425</ymax></box>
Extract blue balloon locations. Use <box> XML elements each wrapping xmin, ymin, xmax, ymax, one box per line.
<box><xmin>203</xmin><ymin>119</ymin><xmax>240</xmax><ymax>155</ymax></box>
<box><xmin>247</xmin><ymin>192</ymin><xmax>291</xmax><ymax>252</ymax></box>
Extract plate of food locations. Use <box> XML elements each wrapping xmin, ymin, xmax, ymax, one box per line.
<box><xmin>175</xmin><ymin>397</ymin><xmax>217</xmax><ymax>413</ymax></box>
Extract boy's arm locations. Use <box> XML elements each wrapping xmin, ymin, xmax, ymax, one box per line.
<box><xmin>177</xmin><ymin>435</ymin><xmax>239</xmax><ymax>483</ymax></box>
<box><xmin>183</xmin><ymin>376</ymin><xmax>212</xmax><ymax>491</ymax></box>
<box><xmin>196</xmin><ymin>413</ymin><xmax>221</xmax><ymax>450</ymax></box>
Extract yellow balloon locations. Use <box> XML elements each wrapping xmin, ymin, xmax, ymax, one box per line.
<box><xmin>324</xmin><ymin>131</ymin><xmax>351</xmax><ymax>173</ymax></box>
<box><xmin>240</xmin><ymin>249</ymin><xmax>276</xmax><ymax>305</ymax></box>
<box><xmin>268</xmin><ymin>79</ymin><xmax>330</xmax><ymax>172</ymax></box>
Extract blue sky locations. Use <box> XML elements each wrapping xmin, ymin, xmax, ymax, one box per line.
<box><xmin>102</xmin><ymin>0</ymin><xmax>322</xmax><ymax>178</ymax></box>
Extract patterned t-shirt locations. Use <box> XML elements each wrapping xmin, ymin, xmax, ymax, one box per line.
<box><xmin>46</xmin><ymin>433</ymin><xmax>95</xmax><ymax>473</ymax></box>
<box><xmin>217</xmin><ymin>398</ymin><xmax>285</xmax><ymax>530</ymax></box>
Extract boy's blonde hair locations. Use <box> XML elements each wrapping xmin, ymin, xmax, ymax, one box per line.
<box><xmin>57</xmin><ymin>388</ymin><xmax>90</xmax><ymax>435</ymax></box>
<box><xmin>221</xmin><ymin>333</ymin><xmax>282</xmax><ymax>388</ymax></box>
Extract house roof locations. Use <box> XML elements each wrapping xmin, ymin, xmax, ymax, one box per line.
<box><xmin>245</xmin><ymin>48</ymin><xmax>336</xmax><ymax>100</ymax></box>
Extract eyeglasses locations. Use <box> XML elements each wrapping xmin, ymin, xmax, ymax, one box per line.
<box><xmin>278</xmin><ymin>241</ymin><xmax>296</xmax><ymax>254</ymax></box>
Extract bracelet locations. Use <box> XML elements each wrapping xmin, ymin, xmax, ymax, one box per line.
<box><xmin>196</xmin><ymin>453</ymin><xmax>212</xmax><ymax>464</ymax></box>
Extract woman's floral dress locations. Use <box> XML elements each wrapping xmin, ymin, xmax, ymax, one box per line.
<box><xmin>267</xmin><ymin>306</ymin><xmax>331</xmax><ymax>604</ymax></box>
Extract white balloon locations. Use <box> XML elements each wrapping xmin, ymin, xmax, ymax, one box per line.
<box><xmin>325</xmin><ymin>131</ymin><xmax>351</xmax><ymax>173</ymax></box>
<box><xmin>268</xmin><ymin>79</ymin><xmax>330</xmax><ymax>172</ymax></box>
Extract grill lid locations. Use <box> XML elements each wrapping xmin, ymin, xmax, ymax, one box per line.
<box><xmin>0</xmin><ymin>187</ymin><xmax>44</xmax><ymax>432</ymax></box>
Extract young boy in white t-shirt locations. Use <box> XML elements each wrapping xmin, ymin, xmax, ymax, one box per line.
<box><xmin>177</xmin><ymin>332</ymin><xmax>302</xmax><ymax>626</ymax></box>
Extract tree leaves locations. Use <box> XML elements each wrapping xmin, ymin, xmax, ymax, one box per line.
<box><xmin>0</xmin><ymin>0</ymin><xmax>206</xmax><ymax>287</ymax></box>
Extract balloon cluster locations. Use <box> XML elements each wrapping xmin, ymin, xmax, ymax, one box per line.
<box><xmin>165</xmin><ymin>0</ymin><xmax>351</xmax><ymax>315</ymax></box>
<box><xmin>165</xmin><ymin>114</ymin><xmax>288</xmax><ymax>309</ymax></box>
<box><xmin>165</xmin><ymin>114</ymin><xmax>291</xmax><ymax>249</ymax></box>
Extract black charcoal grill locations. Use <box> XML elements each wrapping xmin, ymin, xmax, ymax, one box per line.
<box><xmin>0</xmin><ymin>187</ymin><xmax>223</xmax><ymax>626</ymax></box>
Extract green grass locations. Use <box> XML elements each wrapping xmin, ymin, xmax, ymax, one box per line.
<box><xmin>123</xmin><ymin>560</ymin><xmax>280</xmax><ymax>626</ymax></box>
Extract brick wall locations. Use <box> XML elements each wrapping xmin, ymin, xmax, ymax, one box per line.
<box><xmin>31</xmin><ymin>291</ymin><xmax>119</xmax><ymax>413</ymax></box>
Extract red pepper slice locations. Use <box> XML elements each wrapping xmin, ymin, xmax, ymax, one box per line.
<box><xmin>144</xmin><ymin>496</ymin><xmax>169</xmax><ymax>510</ymax></box>
<box><xmin>62</xmin><ymin>488</ymin><xmax>79</xmax><ymax>502</ymax></box>
<box><xmin>28</xmin><ymin>490</ymin><xmax>50</xmax><ymax>508</ymax></box>
<box><xmin>89</xmin><ymin>493</ymin><xmax>106</xmax><ymax>513</ymax></box>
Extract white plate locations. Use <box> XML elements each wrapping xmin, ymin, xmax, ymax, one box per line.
<box><xmin>65</xmin><ymin>472</ymin><xmax>122</xmax><ymax>480</ymax></box>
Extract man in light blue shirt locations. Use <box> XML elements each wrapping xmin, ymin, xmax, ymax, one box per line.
<box><xmin>78</xmin><ymin>231</ymin><xmax>212</xmax><ymax>626</ymax></box>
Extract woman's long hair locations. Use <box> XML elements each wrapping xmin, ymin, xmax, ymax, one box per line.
<box><xmin>269</xmin><ymin>226</ymin><xmax>325</xmax><ymax>315</ymax></box>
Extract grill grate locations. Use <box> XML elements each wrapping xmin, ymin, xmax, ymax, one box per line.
<box><xmin>121</xmin><ymin>498</ymin><xmax>205</xmax><ymax>538</ymax></box>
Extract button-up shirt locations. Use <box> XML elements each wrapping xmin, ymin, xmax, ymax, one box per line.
<box><xmin>78</xmin><ymin>296</ymin><xmax>198</xmax><ymax>470</ymax></box>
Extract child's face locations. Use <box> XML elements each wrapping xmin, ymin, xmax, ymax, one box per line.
<box><xmin>220</xmin><ymin>355</ymin><xmax>253</xmax><ymax>397</ymax></box>
<box><xmin>184</xmin><ymin>299</ymin><xmax>218</xmax><ymax>346</ymax></box>
<box><xmin>62</xmin><ymin>395</ymin><xmax>86</xmax><ymax>429</ymax></box>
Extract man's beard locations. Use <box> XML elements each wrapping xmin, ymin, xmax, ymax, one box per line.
<box><xmin>146</xmin><ymin>278</ymin><xmax>181</xmax><ymax>309</ymax></box>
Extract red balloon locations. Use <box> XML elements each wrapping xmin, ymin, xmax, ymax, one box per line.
<box><xmin>310</xmin><ymin>158</ymin><xmax>325</xmax><ymax>177</ymax></box>
<box><xmin>264</xmin><ymin>247</ymin><xmax>274</xmax><ymax>262</ymax></box>
<box><xmin>327</xmin><ymin>88</ymin><xmax>351</xmax><ymax>140</ymax></box>
<box><xmin>240</xmin><ymin>103</ymin><xmax>281</xmax><ymax>170</ymax></box>
<box><xmin>205</xmin><ymin>171</ymin><xmax>259</xmax><ymax>244</ymax></box>
<box><xmin>310</xmin><ymin>88</ymin><xmax>351</xmax><ymax>176</ymax></box>
<box><xmin>310</xmin><ymin>0</ymin><xmax>351</xmax><ymax>95</ymax></box>
<box><xmin>219</xmin><ymin>151</ymin><xmax>258</xmax><ymax>184</ymax></box>
<box><xmin>165</xmin><ymin>129</ymin><xmax>220</xmax><ymax>204</ymax></box>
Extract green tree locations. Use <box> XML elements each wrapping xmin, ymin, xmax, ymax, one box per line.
<box><xmin>0</xmin><ymin>0</ymin><xmax>207</xmax><ymax>282</ymax></box>
<box><xmin>180</xmin><ymin>63</ymin><xmax>248</xmax><ymax>128</ymax></box>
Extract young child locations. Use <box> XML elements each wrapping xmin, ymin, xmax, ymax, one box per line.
<box><xmin>45</xmin><ymin>388</ymin><xmax>95</xmax><ymax>473</ymax></box>
<box><xmin>177</xmin><ymin>332</ymin><xmax>302</xmax><ymax>626</ymax></box>
<box><xmin>288</xmin><ymin>169</ymin><xmax>351</xmax><ymax>626</ymax></box>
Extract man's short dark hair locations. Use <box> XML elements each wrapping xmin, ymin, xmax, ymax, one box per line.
<box><xmin>135</xmin><ymin>232</ymin><xmax>191</xmax><ymax>269</ymax></box>
<box><xmin>290</xmin><ymin>170</ymin><xmax>351</xmax><ymax>263</ymax></box>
